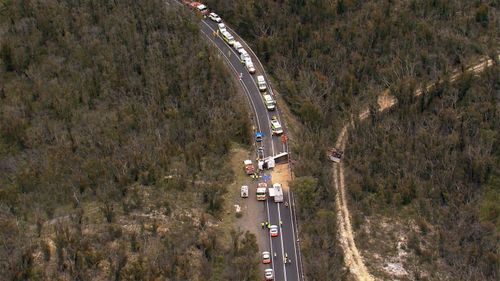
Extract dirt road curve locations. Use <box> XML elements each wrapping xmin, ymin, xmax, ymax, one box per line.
<box><xmin>333</xmin><ymin>54</ymin><xmax>498</xmax><ymax>281</ymax></box>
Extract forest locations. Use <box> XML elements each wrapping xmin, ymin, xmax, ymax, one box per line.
<box><xmin>346</xmin><ymin>67</ymin><xmax>499</xmax><ymax>280</ymax></box>
<box><xmin>204</xmin><ymin>0</ymin><xmax>498</xmax><ymax>280</ymax></box>
<box><xmin>0</xmin><ymin>0</ymin><xmax>258</xmax><ymax>280</ymax></box>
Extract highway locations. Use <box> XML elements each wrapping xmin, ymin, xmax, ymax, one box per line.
<box><xmin>193</xmin><ymin>9</ymin><xmax>304</xmax><ymax>281</ymax></box>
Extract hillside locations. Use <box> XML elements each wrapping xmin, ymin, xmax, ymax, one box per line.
<box><xmin>0</xmin><ymin>1</ymin><xmax>257</xmax><ymax>280</ymax></box>
<box><xmin>204</xmin><ymin>0</ymin><xmax>498</xmax><ymax>280</ymax></box>
<box><xmin>346</xmin><ymin>66</ymin><xmax>499</xmax><ymax>280</ymax></box>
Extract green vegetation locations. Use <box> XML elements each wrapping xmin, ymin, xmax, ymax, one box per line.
<box><xmin>205</xmin><ymin>0</ymin><xmax>497</xmax><ymax>279</ymax></box>
<box><xmin>0</xmin><ymin>0</ymin><xmax>257</xmax><ymax>280</ymax></box>
<box><xmin>346</xmin><ymin>67</ymin><xmax>499</xmax><ymax>280</ymax></box>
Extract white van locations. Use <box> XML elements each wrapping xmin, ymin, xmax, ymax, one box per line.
<box><xmin>240</xmin><ymin>50</ymin><xmax>251</xmax><ymax>63</ymax></box>
<box><xmin>263</xmin><ymin>94</ymin><xmax>276</xmax><ymax>110</ymax></box>
<box><xmin>233</xmin><ymin>41</ymin><xmax>245</xmax><ymax>54</ymax></box>
<box><xmin>257</xmin><ymin>75</ymin><xmax>267</xmax><ymax>92</ymax></box>
<box><xmin>221</xmin><ymin>30</ymin><xmax>234</xmax><ymax>45</ymax></box>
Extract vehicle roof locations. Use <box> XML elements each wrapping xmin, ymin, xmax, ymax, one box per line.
<box><xmin>262</xmin><ymin>251</ymin><xmax>270</xmax><ymax>254</ymax></box>
<box><xmin>257</xmin><ymin>75</ymin><xmax>265</xmax><ymax>81</ymax></box>
<box><xmin>265</xmin><ymin>268</ymin><xmax>273</xmax><ymax>272</ymax></box>
<box><xmin>258</xmin><ymin>182</ymin><xmax>267</xmax><ymax>187</ymax></box>
<box><xmin>264</xmin><ymin>94</ymin><xmax>273</xmax><ymax>101</ymax></box>
<box><xmin>271</xmin><ymin>119</ymin><xmax>281</xmax><ymax>126</ymax></box>
<box><xmin>270</xmin><ymin>225</ymin><xmax>278</xmax><ymax>228</ymax></box>
<box><xmin>197</xmin><ymin>4</ymin><xmax>207</xmax><ymax>9</ymax></box>
<box><xmin>209</xmin><ymin>12</ymin><xmax>218</xmax><ymax>16</ymax></box>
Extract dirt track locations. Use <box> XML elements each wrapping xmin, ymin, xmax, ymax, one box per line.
<box><xmin>332</xmin><ymin>54</ymin><xmax>498</xmax><ymax>281</ymax></box>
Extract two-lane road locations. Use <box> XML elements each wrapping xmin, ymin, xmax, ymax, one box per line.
<box><xmin>191</xmin><ymin>10</ymin><xmax>303</xmax><ymax>281</ymax></box>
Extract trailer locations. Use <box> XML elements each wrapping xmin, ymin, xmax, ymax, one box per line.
<box><xmin>271</xmin><ymin>183</ymin><xmax>284</xmax><ymax>203</ymax></box>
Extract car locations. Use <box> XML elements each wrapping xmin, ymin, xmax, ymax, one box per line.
<box><xmin>233</xmin><ymin>41</ymin><xmax>245</xmax><ymax>54</ymax></box>
<box><xmin>257</xmin><ymin>146</ymin><xmax>264</xmax><ymax>159</ymax></box>
<box><xmin>218</xmin><ymin>22</ymin><xmax>226</xmax><ymax>32</ymax></box>
<box><xmin>208</xmin><ymin>12</ymin><xmax>222</xmax><ymax>22</ymax></box>
<box><xmin>196</xmin><ymin>4</ymin><xmax>208</xmax><ymax>15</ymax></box>
<box><xmin>245</xmin><ymin>59</ymin><xmax>256</xmax><ymax>74</ymax></box>
<box><xmin>255</xmin><ymin>131</ymin><xmax>263</xmax><ymax>142</ymax></box>
<box><xmin>264</xmin><ymin>268</ymin><xmax>274</xmax><ymax>280</ymax></box>
<box><xmin>270</xmin><ymin>225</ymin><xmax>278</xmax><ymax>237</ymax></box>
<box><xmin>270</xmin><ymin>117</ymin><xmax>283</xmax><ymax>135</ymax></box>
<box><xmin>262</xmin><ymin>251</ymin><xmax>271</xmax><ymax>264</ymax></box>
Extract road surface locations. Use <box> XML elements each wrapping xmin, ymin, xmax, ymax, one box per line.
<box><xmin>194</xmin><ymin>10</ymin><xmax>304</xmax><ymax>281</ymax></box>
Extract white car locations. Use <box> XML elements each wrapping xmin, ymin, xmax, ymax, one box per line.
<box><xmin>196</xmin><ymin>4</ymin><xmax>208</xmax><ymax>14</ymax></box>
<box><xmin>233</xmin><ymin>41</ymin><xmax>245</xmax><ymax>54</ymax></box>
<box><xmin>208</xmin><ymin>12</ymin><xmax>222</xmax><ymax>22</ymax></box>
<box><xmin>265</xmin><ymin>268</ymin><xmax>274</xmax><ymax>280</ymax></box>
<box><xmin>245</xmin><ymin>59</ymin><xmax>256</xmax><ymax>74</ymax></box>
<box><xmin>218</xmin><ymin>23</ymin><xmax>226</xmax><ymax>33</ymax></box>
<box><xmin>270</xmin><ymin>117</ymin><xmax>283</xmax><ymax>135</ymax></box>
<box><xmin>270</xmin><ymin>225</ymin><xmax>279</xmax><ymax>237</ymax></box>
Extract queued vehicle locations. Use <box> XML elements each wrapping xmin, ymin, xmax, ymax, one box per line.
<box><xmin>262</xmin><ymin>251</ymin><xmax>271</xmax><ymax>264</ymax></box>
<box><xmin>218</xmin><ymin>22</ymin><xmax>226</xmax><ymax>33</ymax></box>
<box><xmin>195</xmin><ymin>3</ymin><xmax>209</xmax><ymax>15</ymax></box>
<box><xmin>270</xmin><ymin>225</ymin><xmax>279</xmax><ymax>237</ymax></box>
<box><xmin>265</xmin><ymin>268</ymin><xmax>274</xmax><ymax>280</ymax></box>
<box><xmin>208</xmin><ymin>12</ymin><xmax>222</xmax><ymax>22</ymax></box>
<box><xmin>221</xmin><ymin>30</ymin><xmax>235</xmax><ymax>45</ymax></box>
<box><xmin>240</xmin><ymin>50</ymin><xmax>251</xmax><ymax>63</ymax></box>
<box><xmin>257</xmin><ymin>75</ymin><xmax>267</xmax><ymax>92</ymax></box>
<box><xmin>233</xmin><ymin>41</ymin><xmax>245</xmax><ymax>54</ymax></box>
<box><xmin>263</xmin><ymin>94</ymin><xmax>276</xmax><ymax>110</ymax></box>
<box><xmin>255</xmin><ymin>131</ymin><xmax>263</xmax><ymax>142</ymax></box>
<box><xmin>270</xmin><ymin>116</ymin><xmax>283</xmax><ymax>135</ymax></box>
<box><xmin>245</xmin><ymin>58</ymin><xmax>256</xmax><ymax>74</ymax></box>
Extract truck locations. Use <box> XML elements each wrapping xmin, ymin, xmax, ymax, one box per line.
<box><xmin>257</xmin><ymin>75</ymin><xmax>267</xmax><ymax>92</ymax></box>
<box><xmin>256</xmin><ymin>182</ymin><xmax>268</xmax><ymax>201</ymax></box>
<box><xmin>271</xmin><ymin>183</ymin><xmax>284</xmax><ymax>203</ymax></box>
<box><xmin>243</xmin><ymin>159</ymin><xmax>255</xmax><ymax>175</ymax></box>
<box><xmin>263</xmin><ymin>94</ymin><xmax>276</xmax><ymax>110</ymax></box>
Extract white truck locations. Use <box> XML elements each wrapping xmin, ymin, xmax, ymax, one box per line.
<box><xmin>256</xmin><ymin>182</ymin><xmax>267</xmax><ymax>201</ymax></box>
<box><xmin>269</xmin><ymin>183</ymin><xmax>284</xmax><ymax>203</ymax></box>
